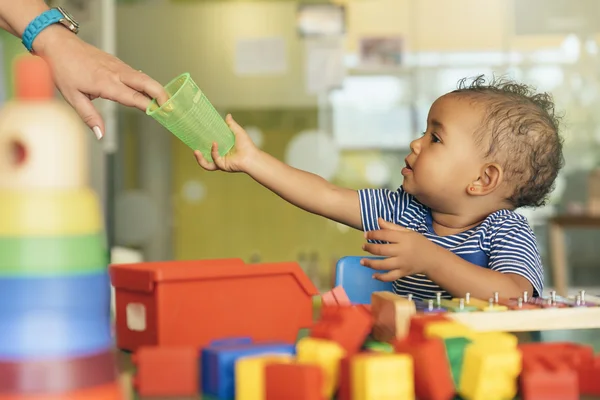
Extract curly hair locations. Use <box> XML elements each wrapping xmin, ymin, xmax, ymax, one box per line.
<box><xmin>451</xmin><ymin>75</ymin><xmax>564</xmax><ymax>208</ymax></box>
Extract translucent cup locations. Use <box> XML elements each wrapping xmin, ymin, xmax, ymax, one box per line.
<box><xmin>146</xmin><ymin>73</ymin><xmax>235</xmax><ymax>162</ymax></box>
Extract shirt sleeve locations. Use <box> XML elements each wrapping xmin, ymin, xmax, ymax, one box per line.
<box><xmin>358</xmin><ymin>186</ymin><xmax>411</xmax><ymax>233</ymax></box>
<box><xmin>488</xmin><ymin>216</ymin><xmax>544</xmax><ymax>297</ymax></box>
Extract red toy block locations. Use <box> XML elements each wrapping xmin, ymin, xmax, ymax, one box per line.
<box><xmin>408</xmin><ymin>314</ymin><xmax>450</xmax><ymax>341</ymax></box>
<box><xmin>110</xmin><ymin>260</ymin><xmax>318</xmax><ymax>352</ymax></box>
<box><xmin>579</xmin><ymin>355</ymin><xmax>600</xmax><ymax>395</ymax></box>
<box><xmin>265</xmin><ymin>362</ymin><xmax>325</xmax><ymax>400</ymax></box>
<box><xmin>310</xmin><ymin>305</ymin><xmax>373</xmax><ymax>355</ymax></box>
<box><xmin>337</xmin><ymin>356</ymin><xmax>352</xmax><ymax>400</ymax></box>
<box><xmin>395</xmin><ymin>337</ymin><xmax>454</xmax><ymax>400</ymax></box>
<box><xmin>132</xmin><ymin>346</ymin><xmax>198</xmax><ymax>396</ymax></box>
<box><xmin>519</xmin><ymin>342</ymin><xmax>596</xmax><ymax>394</ymax></box>
<box><xmin>520</xmin><ymin>356</ymin><xmax>578</xmax><ymax>400</ymax></box>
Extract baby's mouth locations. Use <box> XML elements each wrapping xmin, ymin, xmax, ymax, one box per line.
<box><xmin>405</xmin><ymin>160</ymin><xmax>413</xmax><ymax>170</ymax></box>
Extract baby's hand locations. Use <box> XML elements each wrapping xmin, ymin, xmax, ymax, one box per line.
<box><xmin>194</xmin><ymin>114</ymin><xmax>259</xmax><ymax>173</ymax></box>
<box><xmin>360</xmin><ymin>218</ymin><xmax>441</xmax><ymax>282</ymax></box>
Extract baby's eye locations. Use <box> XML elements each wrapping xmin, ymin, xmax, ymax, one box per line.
<box><xmin>430</xmin><ymin>133</ymin><xmax>441</xmax><ymax>143</ymax></box>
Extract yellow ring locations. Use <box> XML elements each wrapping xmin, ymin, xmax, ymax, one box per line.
<box><xmin>0</xmin><ymin>189</ymin><xmax>103</xmax><ymax>236</ymax></box>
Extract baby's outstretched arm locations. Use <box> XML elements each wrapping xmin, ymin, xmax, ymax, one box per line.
<box><xmin>195</xmin><ymin>114</ymin><xmax>362</xmax><ymax>230</ymax></box>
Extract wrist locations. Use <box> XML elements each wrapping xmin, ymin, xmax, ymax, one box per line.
<box><xmin>32</xmin><ymin>23</ymin><xmax>77</xmax><ymax>57</ymax></box>
<box><xmin>422</xmin><ymin>244</ymin><xmax>446</xmax><ymax>275</ymax></box>
<box><xmin>239</xmin><ymin>147</ymin><xmax>264</xmax><ymax>175</ymax></box>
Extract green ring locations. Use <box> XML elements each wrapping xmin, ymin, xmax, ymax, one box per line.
<box><xmin>0</xmin><ymin>234</ymin><xmax>108</xmax><ymax>276</ymax></box>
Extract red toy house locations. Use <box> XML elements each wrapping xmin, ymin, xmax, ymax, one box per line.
<box><xmin>110</xmin><ymin>259</ymin><xmax>319</xmax><ymax>352</ymax></box>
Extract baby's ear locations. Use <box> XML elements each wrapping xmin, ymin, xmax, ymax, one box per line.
<box><xmin>467</xmin><ymin>163</ymin><xmax>503</xmax><ymax>196</ymax></box>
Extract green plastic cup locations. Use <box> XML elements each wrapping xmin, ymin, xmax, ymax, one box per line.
<box><xmin>146</xmin><ymin>72</ymin><xmax>235</xmax><ymax>162</ymax></box>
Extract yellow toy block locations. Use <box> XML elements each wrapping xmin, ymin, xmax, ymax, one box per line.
<box><xmin>371</xmin><ymin>291</ymin><xmax>416</xmax><ymax>342</ymax></box>
<box><xmin>471</xmin><ymin>331</ymin><xmax>518</xmax><ymax>350</ymax></box>
<box><xmin>235</xmin><ymin>354</ymin><xmax>294</xmax><ymax>400</ymax></box>
<box><xmin>351</xmin><ymin>353</ymin><xmax>414</xmax><ymax>400</ymax></box>
<box><xmin>425</xmin><ymin>321</ymin><xmax>476</xmax><ymax>340</ymax></box>
<box><xmin>459</xmin><ymin>342</ymin><xmax>522</xmax><ymax>400</ymax></box>
<box><xmin>296</xmin><ymin>337</ymin><xmax>346</xmax><ymax>398</ymax></box>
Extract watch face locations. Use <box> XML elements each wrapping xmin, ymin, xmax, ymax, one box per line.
<box><xmin>57</xmin><ymin>6</ymin><xmax>79</xmax><ymax>27</ymax></box>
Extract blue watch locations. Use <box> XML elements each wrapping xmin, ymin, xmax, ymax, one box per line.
<box><xmin>22</xmin><ymin>6</ymin><xmax>79</xmax><ymax>53</ymax></box>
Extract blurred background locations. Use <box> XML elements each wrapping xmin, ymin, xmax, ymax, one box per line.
<box><xmin>4</xmin><ymin>0</ymin><xmax>600</xmax><ymax>295</ymax></box>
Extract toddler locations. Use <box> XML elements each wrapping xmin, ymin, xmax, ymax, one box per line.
<box><xmin>195</xmin><ymin>75</ymin><xmax>564</xmax><ymax>301</ymax></box>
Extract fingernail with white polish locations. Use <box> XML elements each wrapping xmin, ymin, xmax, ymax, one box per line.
<box><xmin>93</xmin><ymin>126</ymin><xmax>103</xmax><ymax>140</ymax></box>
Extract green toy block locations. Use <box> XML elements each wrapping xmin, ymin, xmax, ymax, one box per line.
<box><xmin>362</xmin><ymin>339</ymin><xmax>394</xmax><ymax>353</ymax></box>
<box><xmin>444</xmin><ymin>336</ymin><xmax>472</xmax><ymax>388</ymax></box>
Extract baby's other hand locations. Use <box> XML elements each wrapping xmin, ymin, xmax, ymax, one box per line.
<box><xmin>194</xmin><ymin>114</ymin><xmax>258</xmax><ymax>173</ymax></box>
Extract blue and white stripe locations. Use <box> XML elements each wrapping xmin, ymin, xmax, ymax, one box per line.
<box><xmin>359</xmin><ymin>187</ymin><xmax>544</xmax><ymax>299</ymax></box>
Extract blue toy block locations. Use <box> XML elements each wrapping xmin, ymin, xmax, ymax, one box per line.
<box><xmin>0</xmin><ymin>272</ymin><xmax>110</xmax><ymax>314</ymax></box>
<box><xmin>202</xmin><ymin>340</ymin><xmax>295</xmax><ymax>399</ymax></box>
<box><xmin>335</xmin><ymin>256</ymin><xmax>394</xmax><ymax>304</ymax></box>
<box><xmin>201</xmin><ymin>337</ymin><xmax>253</xmax><ymax>396</ymax></box>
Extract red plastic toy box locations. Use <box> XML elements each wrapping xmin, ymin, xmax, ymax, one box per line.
<box><xmin>109</xmin><ymin>259</ymin><xmax>319</xmax><ymax>352</ymax></box>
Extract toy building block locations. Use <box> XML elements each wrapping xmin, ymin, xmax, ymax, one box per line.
<box><xmin>458</xmin><ymin>342</ymin><xmax>522</xmax><ymax>400</ymax></box>
<box><xmin>296</xmin><ymin>337</ymin><xmax>346</xmax><ymax>398</ymax></box>
<box><xmin>395</xmin><ymin>337</ymin><xmax>455</xmax><ymax>400</ymax></box>
<box><xmin>580</xmin><ymin>355</ymin><xmax>600</xmax><ymax>395</ymax></box>
<box><xmin>424</xmin><ymin>321</ymin><xmax>476</xmax><ymax>341</ymax></box>
<box><xmin>408</xmin><ymin>314</ymin><xmax>450</xmax><ymax>340</ymax></box>
<box><xmin>351</xmin><ymin>353</ymin><xmax>414</xmax><ymax>400</ymax></box>
<box><xmin>265</xmin><ymin>362</ymin><xmax>325</xmax><ymax>400</ymax></box>
<box><xmin>203</xmin><ymin>340</ymin><xmax>295</xmax><ymax>399</ymax></box>
<box><xmin>519</xmin><ymin>342</ymin><xmax>597</xmax><ymax>395</ymax></box>
<box><xmin>337</xmin><ymin>355</ymin><xmax>353</xmax><ymax>400</ymax></box>
<box><xmin>110</xmin><ymin>260</ymin><xmax>318</xmax><ymax>352</ymax></box>
<box><xmin>321</xmin><ymin>286</ymin><xmax>351</xmax><ymax>308</ymax></box>
<box><xmin>470</xmin><ymin>331</ymin><xmax>518</xmax><ymax>350</ymax></box>
<box><xmin>235</xmin><ymin>354</ymin><xmax>294</xmax><ymax>400</ymax></box>
<box><xmin>310</xmin><ymin>305</ymin><xmax>373</xmax><ymax>355</ymax></box>
<box><xmin>362</xmin><ymin>339</ymin><xmax>394</xmax><ymax>353</ymax></box>
<box><xmin>443</xmin><ymin>337</ymin><xmax>472</xmax><ymax>389</ymax></box>
<box><xmin>520</xmin><ymin>356</ymin><xmax>579</xmax><ymax>400</ymax></box>
<box><xmin>131</xmin><ymin>346</ymin><xmax>198</xmax><ymax>397</ymax></box>
<box><xmin>201</xmin><ymin>337</ymin><xmax>253</xmax><ymax>394</ymax></box>
<box><xmin>370</xmin><ymin>291</ymin><xmax>416</xmax><ymax>342</ymax></box>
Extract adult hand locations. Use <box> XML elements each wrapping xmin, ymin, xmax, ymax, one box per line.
<box><xmin>36</xmin><ymin>26</ymin><xmax>169</xmax><ymax>139</ymax></box>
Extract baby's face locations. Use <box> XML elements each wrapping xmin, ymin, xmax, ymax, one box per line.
<box><xmin>402</xmin><ymin>93</ymin><xmax>487</xmax><ymax>211</ymax></box>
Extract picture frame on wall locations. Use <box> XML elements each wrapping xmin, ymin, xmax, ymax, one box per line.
<box><xmin>297</xmin><ymin>3</ymin><xmax>345</xmax><ymax>37</ymax></box>
<box><xmin>358</xmin><ymin>36</ymin><xmax>404</xmax><ymax>69</ymax></box>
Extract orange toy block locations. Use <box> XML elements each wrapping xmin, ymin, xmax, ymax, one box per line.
<box><xmin>132</xmin><ymin>346</ymin><xmax>198</xmax><ymax>397</ymax></box>
<box><xmin>520</xmin><ymin>356</ymin><xmax>579</xmax><ymax>400</ymax></box>
<box><xmin>265</xmin><ymin>362</ymin><xmax>325</xmax><ymax>400</ymax></box>
<box><xmin>110</xmin><ymin>260</ymin><xmax>318</xmax><ymax>352</ymax></box>
<box><xmin>310</xmin><ymin>305</ymin><xmax>373</xmax><ymax>355</ymax></box>
<box><xmin>408</xmin><ymin>313</ymin><xmax>450</xmax><ymax>341</ymax></box>
<box><xmin>371</xmin><ymin>291</ymin><xmax>416</xmax><ymax>342</ymax></box>
<box><xmin>395</xmin><ymin>337</ymin><xmax>455</xmax><ymax>400</ymax></box>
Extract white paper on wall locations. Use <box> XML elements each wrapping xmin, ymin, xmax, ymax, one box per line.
<box><xmin>304</xmin><ymin>36</ymin><xmax>345</xmax><ymax>94</ymax></box>
<box><xmin>235</xmin><ymin>37</ymin><xmax>287</xmax><ymax>76</ymax></box>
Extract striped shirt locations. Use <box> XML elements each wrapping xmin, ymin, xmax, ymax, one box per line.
<box><xmin>359</xmin><ymin>186</ymin><xmax>544</xmax><ymax>299</ymax></box>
